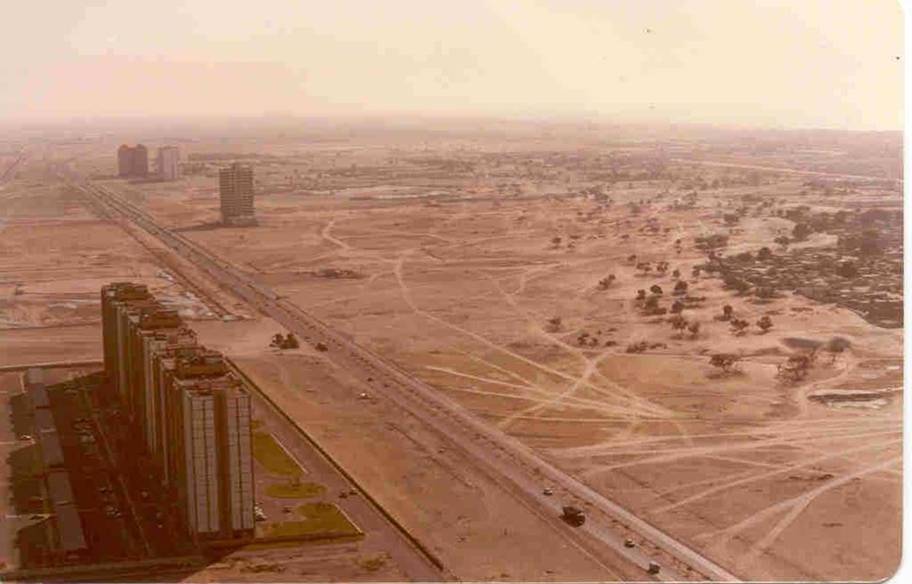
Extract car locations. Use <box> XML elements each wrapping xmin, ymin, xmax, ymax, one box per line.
<box><xmin>29</xmin><ymin>514</ymin><xmax>44</xmax><ymax>520</ymax></box>
<box><xmin>18</xmin><ymin>434</ymin><xmax>32</xmax><ymax>441</ymax></box>
<box><xmin>254</xmin><ymin>505</ymin><xmax>267</xmax><ymax>522</ymax></box>
<box><xmin>543</xmin><ymin>487</ymin><xmax>554</xmax><ymax>496</ymax></box>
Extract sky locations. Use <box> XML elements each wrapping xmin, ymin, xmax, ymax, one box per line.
<box><xmin>0</xmin><ymin>0</ymin><xmax>903</xmax><ymax>130</ymax></box>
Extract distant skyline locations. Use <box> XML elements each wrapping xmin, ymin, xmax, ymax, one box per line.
<box><xmin>0</xmin><ymin>1</ymin><xmax>903</xmax><ymax>131</ymax></box>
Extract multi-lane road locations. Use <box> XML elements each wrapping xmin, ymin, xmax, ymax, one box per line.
<box><xmin>70</xmin><ymin>176</ymin><xmax>740</xmax><ymax>583</ymax></box>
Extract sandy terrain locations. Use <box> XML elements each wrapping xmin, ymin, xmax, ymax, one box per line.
<box><xmin>0</xmin><ymin>123</ymin><xmax>902</xmax><ymax>581</ymax></box>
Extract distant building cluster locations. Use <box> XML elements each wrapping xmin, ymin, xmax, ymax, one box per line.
<box><xmin>117</xmin><ymin>144</ymin><xmax>181</xmax><ymax>181</ymax></box>
<box><xmin>157</xmin><ymin>146</ymin><xmax>181</xmax><ymax>181</ymax></box>
<box><xmin>117</xmin><ymin>144</ymin><xmax>149</xmax><ymax>178</ymax></box>
<box><xmin>101</xmin><ymin>282</ymin><xmax>255</xmax><ymax>541</ymax></box>
<box><xmin>219</xmin><ymin>163</ymin><xmax>256</xmax><ymax>226</ymax></box>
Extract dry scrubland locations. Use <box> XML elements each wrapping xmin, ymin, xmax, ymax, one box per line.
<box><xmin>1</xmin><ymin>124</ymin><xmax>902</xmax><ymax>581</ymax></box>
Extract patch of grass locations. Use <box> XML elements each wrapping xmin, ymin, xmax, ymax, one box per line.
<box><xmin>265</xmin><ymin>481</ymin><xmax>325</xmax><ymax>499</ymax></box>
<box><xmin>252</xmin><ymin>432</ymin><xmax>301</xmax><ymax>477</ymax></box>
<box><xmin>266</xmin><ymin>502</ymin><xmax>360</xmax><ymax>538</ymax></box>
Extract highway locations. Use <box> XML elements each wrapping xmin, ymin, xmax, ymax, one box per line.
<box><xmin>70</xmin><ymin>176</ymin><xmax>740</xmax><ymax>582</ymax></box>
<box><xmin>1</xmin><ymin>150</ymin><xmax>26</xmax><ymax>184</ymax></box>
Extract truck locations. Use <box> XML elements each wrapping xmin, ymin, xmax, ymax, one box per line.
<box><xmin>561</xmin><ymin>505</ymin><xmax>585</xmax><ymax>527</ymax></box>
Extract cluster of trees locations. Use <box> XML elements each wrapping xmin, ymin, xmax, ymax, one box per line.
<box><xmin>694</xmin><ymin>233</ymin><xmax>729</xmax><ymax>252</ymax></box>
<box><xmin>713</xmin><ymin>304</ymin><xmax>773</xmax><ymax>335</ymax></box>
<box><xmin>626</xmin><ymin>340</ymin><xmax>666</xmax><ymax>353</ymax></box>
<box><xmin>669</xmin><ymin>315</ymin><xmax>700</xmax><ymax>339</ymax></box>
<box><xmin>777</xmin><ymin>353</ymin><xmax>812</xmax><ymax>382</ymax></box>
<box><xmin>709</xmin><ymin>353</ymin><xmax>741</xmax><ymax>375</ymax></box>
<box><xmin>270</xmin><ymin>332</ymin><xmax>299</xmax><ymax>350</ymax></box>
<box><xmin>776</xmin><ymin>338</ymin><xmax>850</xmax><ymax>383</ymax></box>
<box><xmin>597</xmin><ymin>274</ymin><xmax>616</xmax><ymax>290</ymax></box>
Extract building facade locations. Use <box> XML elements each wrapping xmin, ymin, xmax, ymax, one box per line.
<box><xmin>117</xmin><ymin>144</ymin><xmax>149</xmax><ymax>178</ymax></box>
<box><xmin>218</xmin><ymin>163</ymin><xmax>256</xmax><ymax>225</ymax></box>
<box><xmin>157</xmin><ymin>146</ymin><xmax>180</xmax><ymax>181</ymax></box>
<box><xmin>100</xmin><ymin>282</ymin><xmax>254</xmax><ymax>541</ymax></box>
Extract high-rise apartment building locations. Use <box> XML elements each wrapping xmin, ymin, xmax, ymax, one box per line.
<box><xmin>117</xmin><ymin>144</ymin><xmax>149</xmax><ymax>178</ymax></box>
<box><xmin>157</xmin><ymin>146</ymin><xmax>180</xmax><ymax>181</ymax></box>
<box><xmin>100</xmin><ymin>282</ymin><xmax>254</xmax><ymax>541</ymax></box>
<box><xmin>218</xmin><ymin>163</ymin><xmax>256</xmax><ymax>226</ymax></box>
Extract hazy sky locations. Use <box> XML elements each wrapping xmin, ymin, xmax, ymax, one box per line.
<box><xmin>1</xmin><ymin>0</ymin><xmax>903</xmax><ymax>130</ymax></box>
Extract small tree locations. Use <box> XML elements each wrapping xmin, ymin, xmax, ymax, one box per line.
<box><xmin>777</xmin><ymin>354</ymin><xmax>811</xmax><ymax>382</ymax></box>
<box><xmin>719</xmin><ymin>304</ymin><xmax>734</xmax><ymax>321</ymax></box>
<box><xmin>673</xmin><ymin>280</ymin><xmax>688</xmax><ymax>296</ymax></box>
<box><xmin>551</xmin><ymin>236</ymin><xmax>562</xmax><ymax>247</ymax></box>
<box><xmin>636</xmin><ymin>289</ymin><xmax>647</xmax><ymax>301</ymax></box>
<box><xmin>757</xmin><ymin>246</ymin><xmax>773</xmax><ymax>261</ymax></box>
<box><xmin>730</xmin><ymin>318</ymin><xmax>749</xmax><ymax>336</ymax></box>
<box><xmin>670</xmin><ymin>300</ymin><xmax>684</xmax><ymax>314</ymax></box>
<box><xmin>687</xmin><ymin>321</ymin><xmax>701</xmax><ymax>339</ymax></box>
<box><xmin>669</xmin><ymin>315</ymin><xmax>688</xmax><ymax>337</ymax></box>
<box><xmin>546</xmin><ymin>316</ymin><xmax>562</xmax><ymax>332</ymax></box>
<box><xmin>597</xmin><ymin>275</ymin><xmax>616</xmax><ymax>290</ymax></box>
<box><xmin>824</xmin><ymin>337</ymin><xmax>851</xmax><ymax>363</ymax></box>
<box><xmin>650</xmin><ymin>284</ymin><xmax>663</xmax><ymax>295</ymax></box>
<box><xmin>792</xmin><ymin>222</ymin><xmax>812</xmax><ymax>241</ymax></box>
<box><xmin>756</xmin><ymin>316</ymin><xmax>773</xmax><ymax>334</ymax></box>
<box><xmin>644</xmin><ymin>295</ymin><xmax>660</xmax><ymax>311</ymax></box>
<box><xmin>709</xmin><ymin>353</ymin><xmax>741</xmax><ymax>374</ymax></box>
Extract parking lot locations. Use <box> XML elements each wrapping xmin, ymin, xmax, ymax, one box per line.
<box><xmin>2</xmin><ymin>367</ymin><xmax>193</xmax><ymax>572</ymax></box>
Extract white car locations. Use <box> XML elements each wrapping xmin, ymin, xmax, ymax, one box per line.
<box><xmin>254</xmin><ymin>505</ymin><xmax>267</xmax><ymax>522</ymax></box>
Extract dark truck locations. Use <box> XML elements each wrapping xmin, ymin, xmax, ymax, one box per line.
<box><xmin>561</xmin><ymin>505</ymin><xmax>585</xmax><ymax>526</ymax></box>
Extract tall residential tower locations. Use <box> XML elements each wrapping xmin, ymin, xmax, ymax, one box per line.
<box><xmin>218</xmin><ymin>163</ymin><xmax>256</xmax><ymax>226</ymax></box>
<box><xmin>117</xmin><ymin>144</ymin><xmax>149</xmax><ymax>178</ymax></box>
<box><xmin>157</xmin><ymin>146</ymin><xmax>180</xmax><ymax>181</ymax></box>
<box><xmin>100</xmin><ymin>282</ymin><xmax>254</xmax><ymax>541</ymax></box>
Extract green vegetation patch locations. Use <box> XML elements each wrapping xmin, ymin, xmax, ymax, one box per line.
<box><xmin>252</xmin><ymin>432</ymin><xmax>302</xmax><ymax>477</ymax></box>
<box><xmin>265</xmin><ymin>481</ymin><xmax>325</xmax><ymax>499</ymax></box>
<box><xmin>266</xmin><ymin>502</ymin><xmax>360</xmax><ymax>538</ymax></box>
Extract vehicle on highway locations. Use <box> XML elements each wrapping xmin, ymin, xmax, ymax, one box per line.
<box><xmin>543</xmin><ymin>487</ymin><xmax>554</xmax><ymax>496</ymax></box>
<box><xmin>254</xmin><ymin>505</ymin><xmax>267</xmax><ymax>522</ymax></box>
<box><xmin>561</xmin><ymin>505</ymin><xmax>586</xmax><ymax>527</ymax></box>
